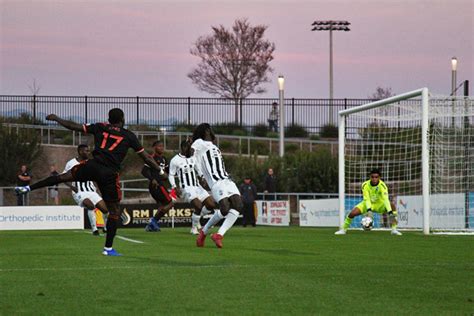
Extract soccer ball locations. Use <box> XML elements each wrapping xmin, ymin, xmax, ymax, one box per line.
<box><xmin>361</xmin><ymin>216</ymin><xmax>373</xmax><ymax>231</ymax></box>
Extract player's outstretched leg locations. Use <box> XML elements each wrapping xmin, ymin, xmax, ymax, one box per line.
<box><xmin>15</xmin><ymin>171</ymin><xmax>74</xmax><ymax>194</ymax></box>
<box><xmin>388</xmin><ymin>202</ymin><xmax>402</xmax><ymax>236</ymax></box>
<box><xmin>102</xmin><ymin>202</ymin><xmax>122</xmax><ymax>256</ymax></box>
<box><xmin>335</xmin><ymin>207</ymin><xmax>362</xmax><ymax>235</ymax></box>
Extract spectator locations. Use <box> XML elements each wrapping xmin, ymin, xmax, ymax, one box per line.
<box><xmin>264</xmin><ymin>168</ymin><xmax>276</xmax><ymax>200</ymax></box>
<box><xmin>239</xmin><ymin>176</ymin><xmax>257</xmax><ymax>227</ymax></box>
<box><xmin>48</xmin><ymin>165</ymin><xmax>59</xmax><ymax>205</ymax></box>
<box><xmin>268</xmin><ymin>102</ymin><xmax>279</xmax><ymax>132</ymax></box>
<box><xmin>16</xmin><ymin>165</ymin><xmax>32</xmax><ymax>206</ymax></box>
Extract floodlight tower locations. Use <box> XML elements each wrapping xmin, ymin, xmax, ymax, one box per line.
<box><xmin>311</xmin><ymin>20</ymin><xmax>350</xmax><ymax>125</ymax></box>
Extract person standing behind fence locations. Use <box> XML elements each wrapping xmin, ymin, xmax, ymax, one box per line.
<box><xmin>263</xmin><ymin>168</ymin><xmax>276</xmax><ymax>200</ymax></box>
<box><xmin>268</xmin><ymin>102</ymin><xmax>279</xmax><ymax>132</ymax></box>
<box><xmin>16</xmin><ymin>165</ymin><xmax>31</xmax><ymax>206</ymax></box>
<box><xmin>48</xmin><ymin>165</ymin><xmax>59</xmax><ymax>205</ymax></box>
<box><xmin>240</xmin><ymin>176</ymin><xmax>257</xmax><ymax>227</ymax></box>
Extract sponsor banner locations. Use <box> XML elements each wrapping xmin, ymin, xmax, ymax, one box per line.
<box><xmin>0</xmin><ymin>206</ymin><xmax>84</xmax><ymax>230</ymax></box>
<box><xmin>299</xmin><ymin>199</ymin><xmax>339</xmax><ymax>227</ymax></box>
<box><xmin>470</xmin><ymin>192</ymin><xmax>474</xmax><ymax>229</ymax></box>
<box><xmin>120</xmin><ymin>203</ymin><xmax>195</xmax><ymax>228</ymax></box>
<box><xmin>397</xmin><ymin>193</ymin><xmax>465</xmax><ymax>229</ymax></box>
<box><xmin>256</xmin><ymin>200</ymin><xmax>290</xmax><ymax>226</ymax></box>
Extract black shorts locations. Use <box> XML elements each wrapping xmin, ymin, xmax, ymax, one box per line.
<box><xmin>72</xmin><ymin>159</ymin><xmax>121</xmax><ymax>202</ymax></box>
<box><xmin>149</xmin><ymin>182</ymin><xmax>172</xmax><ymax>205</ymax></box>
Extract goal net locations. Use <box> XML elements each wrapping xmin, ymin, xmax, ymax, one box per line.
<box><xmin>338</xmin><ymin>88</ymin><xmax>474</xmax><ymax>234</ymax></box>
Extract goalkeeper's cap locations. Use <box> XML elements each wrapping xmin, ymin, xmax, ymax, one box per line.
<box><xmin>370</xmin><ymin>168</ymin><xmax>381</xmax><ymax>176</ymax></box>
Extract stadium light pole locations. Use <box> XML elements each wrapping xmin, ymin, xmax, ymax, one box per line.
<box><xmin>311</xmin><ymin>20</ymin><xmax>350</xmax><ymax>125</ymax></box>
<box><xmin>451</xmin><ymin>57</ymin><xmax>458</xmax><ymax>127</ymax></box>
<box><xmin>278</xmin><ymin>75</ymin><xmax>285</xmax><ymax>157</ymax></box>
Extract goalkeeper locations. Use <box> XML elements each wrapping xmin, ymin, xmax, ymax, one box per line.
<box><xmin>335</xmin><ymin>169</ymin><xmax>402</xmax><ymax>236</ymax></box>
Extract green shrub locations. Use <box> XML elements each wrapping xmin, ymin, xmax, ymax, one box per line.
<box><xmin>219</xmin><ymin>140</ymin><xmax>234</xmax><ymax>152</ymax></box>
<box><xmin>253</xmin><ymin>123</ymin><xmax>269</xmax><ymax>137</ymax></box>
<box><xmin>285</xmin><ymin>143</ymin><xmax>299</xmax><ymax>153</ymax></box>
<box><xmin>213</xmin><ymin>122</ymin><xmax>247</xmax><ymax>136</ymax></box>
<box><xmin>0</xmin><ymin>112</ymin><xmax>44</xmax><ymax>125</ymax></box>
<box><xmin>320</xmin><ymin>124</ymin><xmax>338</xmax><ymax>138</ymax></box>
<box><xmin>309</xmin><ymin>134</ymin><xmax>320</xmax><ymax>141</ymax></box>
<box><xmin>266</xmin><ymin>131</ymin><xmax>279</xmax><ymax>138</ymax></box>
<box><xmin>285</xmin><ymin>124</ymin><xmax>308</xmax><ymax>138</ymax></box>
<box><xmin>173</xmin><ymin>121</ymin><xmax>196</xmax><ymax>133</ymax></box>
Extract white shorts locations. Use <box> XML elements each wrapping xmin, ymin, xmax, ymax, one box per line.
<box><xmin>210</xmin><ymin>179</ymin><xmax>240</xmax><ymax>203</ymax></box>
<box><xmin>73</xmin><ymin>191</ymin><xmax>102</xmax><ymax>208</ymax></box>
<box><xmin>182</xmin><ymin>186</ymin><xmax>210</xmax><ymax>203</ymax></box>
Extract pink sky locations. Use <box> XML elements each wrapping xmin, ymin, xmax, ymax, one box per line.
<box><xmin>0</xmin><ymin>0</ymin><xmax>472</xmax><ymax>98</ymax></box>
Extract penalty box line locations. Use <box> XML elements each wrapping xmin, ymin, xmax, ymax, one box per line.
<box><xmin>74</xmin><ymin>230</ymin><xmax>144</xmax><ymax>244</ymax></box>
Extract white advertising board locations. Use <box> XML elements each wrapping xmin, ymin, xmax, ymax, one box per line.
<box><xmin>396</xmin><ymin>193</ymin><xmax>465</xmax><ymax>229</ymax></box>
<box><xmin>299</xmin><ymin>199</ymin><xmax>339</xmax><ymax>227</ymax></box>
<box><xmin>0</xmin><ymin>206</ymin><xmax>84</xmax><ymax>230</ymax></box>
<box><xmin>255</xmin><ymin>200</ymin><xmax>290</xmax><ymax>226</ymax></box>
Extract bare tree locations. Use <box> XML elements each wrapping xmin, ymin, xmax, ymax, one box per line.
<box><xmin>28</xmin><ymin>78</ymin><xmax>41</xmax><ymax>95</ymax></box>
<box><xmin>188</xmin><ymin>18</ymin><xmax>275</xmax><ymax>123</ymax></box>
<box><xmin>369</xmin><ymin>86</ymin><xmax>394</xmax><ymax>100</ymax></box>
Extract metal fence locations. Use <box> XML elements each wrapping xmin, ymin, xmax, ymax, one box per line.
<box><xmin>0</xmin><ymin>95</ymin><xmax>374</xmax><ymax>134</ymax></box>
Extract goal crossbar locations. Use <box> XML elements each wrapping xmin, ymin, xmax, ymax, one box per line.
<box><xmin>338</xmin><ymin>88</ymin><xmax>431</xmax><ymax>234</ymax></box>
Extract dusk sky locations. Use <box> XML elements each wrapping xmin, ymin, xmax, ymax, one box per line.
<box><xmin>1</xmin><ymin>0</ymin><xmax>472</xmax><ymax>99</ymax></box>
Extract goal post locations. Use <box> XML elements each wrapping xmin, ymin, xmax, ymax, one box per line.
<box><xmin>338</xmin><ymin>87</ymin><xmax>473</xmax><ymax>234</ymax></box>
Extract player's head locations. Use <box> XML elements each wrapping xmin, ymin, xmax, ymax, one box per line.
<box><xmin>152</xmin><ymin>140</ymin><xmax>164</xmax><ymax>155</ymax></box>
<box><xmin>272</xmin><ymin>102</ymin><xmax>278</xmax><ymax>108</ymax></box>
<box><xmin>180</xmin><ymin>140</ymin><xmax>192</xmax><ymax>157</ymax></box>
<box><xmin>244</xmin><ymin>176</ymin><xmax>251</xmax><ymax>184</ymax></box>
<box><xmin>369</xmin><ymin>168</ymin><xmax>381</xmax><ymax>185</ymax></box>
<box><xmin>20</xmin><ymin>165</ymin><xmax>27</xmax><ymax>172</ymax></box>
<box><xmin>77</xmin><ymin>144</ymin><xmax>90</xmax><ymax>160</ymax></box>
<box><xmin>192</xmin><ymin>123</ymin><xmax>215</xmax><ymax>142</ymax></box>
<box><xmin>108</xmin><ymin>108</ymin><xmax>125</xmax><ymax>126</ymax></box>
<box><xmin>268</xmin><ymin>168</ymin><xmax>274</xmax><ymax>175</ymax></box>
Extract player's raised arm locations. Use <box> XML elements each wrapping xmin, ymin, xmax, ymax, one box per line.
<box><xmin>46</xmin><ymin>114</ymin><xmax>83</xmax><ymax>132</ymax></box>
<box><xmin>137</xmin><ymin>150</ymin><xmax>164</xmax><ymax>177</ymax></box>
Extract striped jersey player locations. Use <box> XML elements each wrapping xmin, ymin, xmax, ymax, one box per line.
<box><xmin>168</xmin><ymin>140</ymin><xmax>217</xmax><ymax>235</ymax></box>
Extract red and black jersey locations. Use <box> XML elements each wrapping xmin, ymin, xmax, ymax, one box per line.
<box><xmin>82</xmin><ymin>122</ymin><xmax>144</xmax><ymax>171</ymax></box>
<box><xmin>152</xmin><ymin>153</ymin><xmax>169</xmax><ymax>174</ymax></box>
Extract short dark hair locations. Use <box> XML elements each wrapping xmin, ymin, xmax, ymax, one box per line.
<box><xmin>152</xmin><ymin>140</ymin><xmax>164</xmax><ymax>147</ymax></box>
<box><xmin>180</xmin><ymin>140</ymin><xmax>190</xmax><ymax>150</ymax></box>
<box><xmin>370</xmin><ymin>168</ymin><xmax>381</xmax><ymax>176</ymax></box>
<box><xmin>192</xmin><ymin>123</ymin><xmax>212</xmax><ymax>142</ymax></box>
<box><xmin>108</xmin><ymin>108</ymin><xmax>124</xmax><ymax>124</ymax></box>
<box><xmin>77</xmin><ymin>144</ymin><xmax>88</xmax><ymax>154</ymax></box>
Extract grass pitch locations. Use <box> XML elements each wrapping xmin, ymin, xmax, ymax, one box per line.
<box><xmin>1</xmin><ymin>227</ymin><xmax>473</xmax><ymax>315</ymax></box>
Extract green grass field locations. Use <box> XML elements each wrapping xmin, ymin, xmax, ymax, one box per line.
<box><xmin>1</xmin><ymin>227</ymin><xmax>473</xmax><ymax>315</ymax></box>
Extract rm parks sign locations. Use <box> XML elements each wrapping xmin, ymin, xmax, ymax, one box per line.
<box><xmin>120</xmin><ymin>203</ymin><xmax>195</xmax><ymax>228</ymax></box>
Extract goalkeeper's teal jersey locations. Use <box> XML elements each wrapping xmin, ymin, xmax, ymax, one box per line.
<box><xmin>361</xmin><ymin>179</ymin><xmax>392</xmax><ymax>212</ymax></box>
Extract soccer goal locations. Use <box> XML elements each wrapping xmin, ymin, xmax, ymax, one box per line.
<box><xmin>338</xmin><ymin>88</ymin><xmax>474</xmax><ymax>234</ymax></box>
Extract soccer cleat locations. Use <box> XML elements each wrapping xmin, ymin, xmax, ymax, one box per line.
<box><xmin>211</xmin><ymin>233</ymin><xmax>224</xmax><ymax>248</ymax></box>
<box><xmin>145</xmin><ymin>218</ymin><xmax>161</xmax><ymax>232</ymax></box>
<box><xmin>15</xmin><ymin>186</ymin><xmax>30</xmax><ymax>195</ymax></box>
<box><xmin>391</xmin><ymin>229</ymin><xmax>402</xmax><ymax>236</ymax></box>
<box><xmin>92</xmin><ymin>230</ymin><xmax>100</xmax><ymax>236</ymax></box>
<box><xmin>334</xmin><ymin>229</ymin><xmax>347</xmax><ymax>235</ymax></box>
<box><xmin>196</xmin><ymin>230</ymin><xmax>206</xmax><ymax>247</ymax></box>
<box><xmin>102</xmin><ymin>248</ymin><xmax>122</xmax><ymax>256</ymax></box>
<box><xmin>190</xmin><ymin>226</ymin><xmax>199</xmax><ymax>235</ymax></box>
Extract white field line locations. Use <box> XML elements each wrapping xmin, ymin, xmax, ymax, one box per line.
<box><xmin>73</xmin><ymin>230</ymin><xmax>144</xmax><ymax>244</ymax></box>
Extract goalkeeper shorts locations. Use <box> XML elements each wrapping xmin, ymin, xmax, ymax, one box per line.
<box><xmin>356</xmin><ymin>201</ymin><xmax>387</xmax><ymax>214</ymax></box>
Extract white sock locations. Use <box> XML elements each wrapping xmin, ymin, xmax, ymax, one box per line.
<box><xmin>88</xmin><ymin>209</ymin><xmax>97</xmax><ymax>231</ymax></box>
<box><xmin>202</xmin><ymin>210</ymin><xmax>224</xmax><ymax>235</ymax></box>
<box><xmin>217</xmin><ymin>209</ymin><xmax>239</xmax><ymax>236</ymax></box>
<box><xmin>201</xmin><ymin>206</ymin><xmax>210</xmax><ymax>216</ymax></box>
<box><xmin>191</xmin><ymin>213</ymin><xmax>200</xmax><ymax>228</ymax></box>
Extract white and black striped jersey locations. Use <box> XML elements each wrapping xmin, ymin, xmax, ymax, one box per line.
<box><xmin>191</xmin><ymin>139</ymin><xmax>229</xmax><ymax>188</ymax></box>
<box><xmin>63</xmin><ymin>158</ymin><xmax>97</xmax><ymax>193</ymax></box>
<box><xmin>168</xmin><ymin>154</ymin><xmax>200</xmax><ymax>189</ymax></box>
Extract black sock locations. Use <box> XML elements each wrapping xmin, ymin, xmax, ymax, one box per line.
<box><xmin>30</xmin><ymin>175</ymin><xmax>61</xmax><ymax>191</ymax></box>
<box><xmin>154</xmin><ymin>211</ymin><xmax>165</xmax><ymax>221</ymax></box>
<box><xmin>105</xmin><ymin>217</ymin><xmax>118</xmax><ymax>248</ymax></box>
